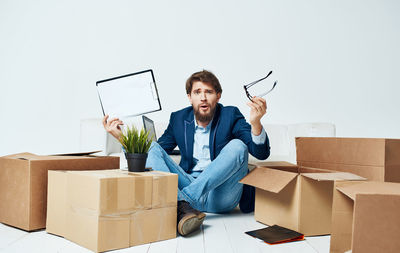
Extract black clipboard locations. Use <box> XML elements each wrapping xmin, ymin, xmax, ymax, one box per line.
<box><xmin>96</xmin><ymin>69</ymin><xmax>162</xmax><ymax>118</ymax></box>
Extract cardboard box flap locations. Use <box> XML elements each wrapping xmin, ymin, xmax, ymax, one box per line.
<box><xmin>336</xmin><ymin>182</ymin><xmax>367</xmax><ymax>201</ymax></box>
<box><xmin>50</xmin><ymin>151</ymin><xmax>102</xmax><ymax>156</ymax></box>
<box><xmin>250</xmin><ymin>161</ymin><xmax>296</xmax><ymax>167</ymax></box>
<box><xmin>301</xmin><ymin>172</ymin><xmax>365</xmax><ymax>182</ymax></box>
<box><xmin>336</xmin><ymin>181</ymin><xmax>400</xmax><ymax>201</ymax></box>
<box><xmin>2</xmin><ymin>152</ymin><xmax>35</xmax><ymax>158</ymax></box>
<box><xmin>2</xmin><ymin>152</ymin><xmax>42</xmax><ymax>160</ymax></box>
<box><xmin>240</xmin><ymin>167</ymin><xmax>298</xmax><ymax>193</ymax></box>
<box><xmin>1</xmin><ymin>152</ymin><xmax>103</xmax><ymax>161</ymax></box>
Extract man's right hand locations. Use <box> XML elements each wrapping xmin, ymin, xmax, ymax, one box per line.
<box><xmin>102</xmin><ymin>115</ymin><xmax>123</xmax><ymax>140</ymax></box>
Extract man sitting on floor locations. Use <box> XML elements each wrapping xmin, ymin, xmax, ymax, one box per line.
<box><xmin>103</xmin><ymin>70</ymin><xmax>270</xmax><ymax>236</ymax></box>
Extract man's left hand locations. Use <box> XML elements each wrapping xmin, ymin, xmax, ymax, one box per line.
<box><xmin>247</xmin><ymin>96</ymin><xmax>267</xmax><ymax>135</ymax></box>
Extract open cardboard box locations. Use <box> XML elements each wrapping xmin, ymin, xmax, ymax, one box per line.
<box><xmin>241</xmin><ymin>162</ymin><xmax>365</xmax><ymax>236</ymax></box>
<box><xmin>330</xmin><ymin>181</ymin><xmax>400</xmax><ymax>253</ymax></box>
<box><xmin>0</xmin><ymin>152</ymin><xmax>119</xmax><ymax>231</ymax></box>
<box><xmin>47</xmin><ymin>169</ymin><xmax>178</xmax><ymax>253</ymax></box>
<box><xmin>296</xmin><ymin>137</ymin><xmax>400</xmax><ymax>182</ymax></box>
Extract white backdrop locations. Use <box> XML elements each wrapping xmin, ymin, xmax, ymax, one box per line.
<box><xmin>1</xmin><ymin>0</ymin><xmax>399</xmax><ymax>156</ymax></box>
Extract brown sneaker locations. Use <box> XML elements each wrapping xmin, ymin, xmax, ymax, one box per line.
<box><xmin>177</xmin><ymin>200</ymin><xmax>206</xmax><ymax>236</ymax></box>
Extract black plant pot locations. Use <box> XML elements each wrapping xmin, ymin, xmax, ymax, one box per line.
<box><xmin>125</xmin><ymin>153</ymin><xmax>148</xmax><ymax>172</ymax></box>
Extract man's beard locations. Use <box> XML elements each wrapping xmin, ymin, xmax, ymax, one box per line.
<box><xmin>193</xmin><ymin>104</ymin><xmax>216</xmax><ymax>123</ymax></box>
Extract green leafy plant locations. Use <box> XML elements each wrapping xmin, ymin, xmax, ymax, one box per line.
<box><xmin>119</xmin><ymin>125</ymin><xmax>152</xmax><ymax>154</ymax></box>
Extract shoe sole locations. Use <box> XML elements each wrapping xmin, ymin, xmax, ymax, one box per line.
<box><xmin>178</xmin><ymin>213</ymin><xmax>206</xmax><ymax>236</ymax></box>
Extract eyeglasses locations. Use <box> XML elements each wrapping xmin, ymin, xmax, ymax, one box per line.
<box><xmin>244</xmin><ymin>70</ymin><xmax>277</xmax><ymax>101</ymax></box>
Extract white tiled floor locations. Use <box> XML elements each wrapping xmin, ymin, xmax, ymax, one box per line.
<box><xmin>0</xmin><ymin>209</ymin><xmax>330</xmax><ymax>253</ymax></box>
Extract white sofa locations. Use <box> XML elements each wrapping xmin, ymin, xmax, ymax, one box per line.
<box><xmin>80</xmin><ymin>118</ymin><xmax>336</xmax><ymax>169</ymax></box>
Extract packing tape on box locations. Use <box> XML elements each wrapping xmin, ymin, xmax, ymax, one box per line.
<box><xmin>100</xmin><ymin>175</ymin><xmax>153</xmax><ymax>214</ymax></box>
<box><xmin>104</xmin><ymin>178</ymin><xmax>119</xmax><ymax>213</ymax></box>
<box><xmin>152</xmin><ymin>175</ymin><xmax>168</xmax><ymax>208</ymax></box>
<box><xmin>151</xmin><ymin>173</ymin><xmax>178</xmax><ymax>208</ymax></box>
<box><xmin>70</xmin><ymin>205</ymin><xmax>133</xmax><ymax>218</ymax></box>
<box><xmin>68</xmin><ymin>170</ymin><xmax>177</xmax><ymax>216</ymax></box>
<box><xmin>130</xmin><ymin>207</ymin><xmax>177</xmax><ymax>245</ymax></box>
<box><xmin>70</xmin><ymin>202</ymin><xmax>177</xmax><ymax>218</ymax></box>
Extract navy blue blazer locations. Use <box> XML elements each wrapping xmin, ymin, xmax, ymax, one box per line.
<box><xmin>157</xmin><ymin>103</ymin><xmax>270</xmax><ymax>173</ymax></box>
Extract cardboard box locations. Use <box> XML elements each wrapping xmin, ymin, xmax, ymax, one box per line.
<box><xmin>46</xmin><ymin>170</ymin><xmax>67</xmax><ymax>236</ymax></box>
<box><xmin>0</xmin><ymin>152</ymin><xmax>119</xmax><ymax>231</ymax></box>
<box><xmin>240</xmin><ymin>162</ymin><xmax>364</xmax><ymax>236</ymax></box>
<box><xmin>330</xmin><ymin>181</ymin><xmax>400</xmax><ymax>253</ymax></box>
<box><xmin>47</xmin><ymin>170</ymin><xmax>178</xmax><ymax>252</ymax></box>
<box><xmin>296</xmin><ymin>137</ymin><xmax>400</xmax><ymax>182</ymax></box>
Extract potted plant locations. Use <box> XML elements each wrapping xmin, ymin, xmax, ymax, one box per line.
<box><xmin>119</xmin><ymin>125</ymin><xmax>152</xmax><ymax>172</ymax></box>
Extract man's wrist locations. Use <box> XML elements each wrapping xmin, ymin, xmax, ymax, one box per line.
<box><xmin>251</xmin><ymin>121</ymin><xmax>262</xmax><ymax>136</ymax></box>
<box><xmin>110</xmin><ymin>131</ymin><xmax>121</xmax><ymax>140</ymax></box>
<box><xmin>251</xmin><ymin>126</ymin><xmax>266</xmax><ymax>144</ymax></box>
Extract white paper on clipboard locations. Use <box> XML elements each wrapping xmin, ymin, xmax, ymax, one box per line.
<box><xmin>96</xmin><ymin>69</ymin><xmax>161</xmax><ymax>118</ymax></box>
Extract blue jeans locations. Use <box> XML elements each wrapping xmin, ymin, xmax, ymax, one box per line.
<box><xmin>145</xmin><ymin>139</ymin><xmax>249</xmax><ymax>213</ymax></box>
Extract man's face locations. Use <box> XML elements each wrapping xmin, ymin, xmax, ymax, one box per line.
<box><xmin>188</xmin><ymin>81</ymin><xmax>221</xmax><ymax>123</ymax></box>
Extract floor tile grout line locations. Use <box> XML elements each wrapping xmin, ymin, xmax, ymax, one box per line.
<box><xmin>1</xmin><ymin>232</ymin><xmax>30</xmax><ymax>250</ymax></box>
<box><xmin>305</xmin><ymin>238</ymin><xmax>320</xmax><ymax>253</ymax></box>
<box><xmin>222</xmin><ymin>217</ymin><xmax>235</xmax><ymax>253</ymax></box>
<box><xmin>58</xmin><ymin>242</ymin><xmax>69</xmax><ymax>253</ymax></box>
<box><xmin>54</xmin><ymin>237</ymin><xmax>86</xmax><ymax>253</ymax></box>
<box><xmin>244</xmin><ymin>216</ymin><xmax>265</xmax><ymax>253</ymax></box>
<box><xmin>201</xmin><ymin>224</ymin><xmax>205</xmax><ymax>253</ymax></box>
<box><xmin>175</xmin><ymin>235</ymin><xmax>179</xmax><ymax>253</ymax></box>
<box><xmin>145</xmin><ymin>242</ymin><xmax>151</xmax><ymax>253</ymax></box>
<box><xmin>243</xmin><ymin>214</ymin><xmax>262</xmax><ymax>253</ymax></box>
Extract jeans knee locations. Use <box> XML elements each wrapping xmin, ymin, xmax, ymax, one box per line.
<box><xmin>147</xmin><ymin>142</ymin><xmax>165</xmax><ymax>164</ymax></box>
<box><xmin>150</xmin><ymin>141</ymin><xmax>159</xmax><ymax>149</ymax></box>
<box><xmin>149</xmin><ymin>141</ymin><xmax>162</xmax><ymax>153</ymax></box>
<box><xmin>223</xmin><ymin>139</ymin><xmax>248</xmax><ymax>164</ymax></box>
<box><xmin>228</xmin><ymin>139</ymin><xmax>248</xmax><ymax>155</ymax></box>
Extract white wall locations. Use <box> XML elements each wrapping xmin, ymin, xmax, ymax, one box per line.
<box><xmin>1</xmin><ymin>0</ymin><xmax>399</xmax><ymax>156</ymax></box>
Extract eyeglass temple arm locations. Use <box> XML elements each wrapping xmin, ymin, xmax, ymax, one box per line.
<box><xmin>244</xmin><ymin>86</ymin><xmax>253</xmax><ymax>100</ymax></box>
<box><xmin>244</xmin><ymin>70</ymin><xmax>273</xmax><ymax>88</ymax></box>
<box><xmin>257</xmin><ymin>81</ymin><xmax>277</xmax><ymax>97</ymax></box>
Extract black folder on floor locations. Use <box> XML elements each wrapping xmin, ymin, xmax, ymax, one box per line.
<box><xmin>245</xmin><ymin>225</ymin><xmax>304</xmax><ymax>245</ymax></box>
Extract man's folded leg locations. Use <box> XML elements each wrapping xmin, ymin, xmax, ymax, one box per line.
<box><xmin>203</xmin><ymin>162</ymin><xmax>248</xmax><ymax>213</ymax></box>
<box><xmin>146</xmin><ymin>142</ymin><xmax>206</xmax><ymax>236</ymax></box>
<box><xmin>146</xmin><ymin>142</ymin><xmax>193</xmax><ymax>188</ymax></box>
<box><xmin>180</xmin><ymin>139</ymin><xmax>249</xmax><ymax>212</ymax></box>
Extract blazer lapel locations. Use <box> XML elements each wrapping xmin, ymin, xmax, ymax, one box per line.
<box><xmin>184</xmin><ymin>112</ymin><xmax>195</xmax><ymax>160</ymax></box>
<box><xmin>209</xmin><ymin>104</ymin><xmax>221</xmax><ymax>160</ymax></box>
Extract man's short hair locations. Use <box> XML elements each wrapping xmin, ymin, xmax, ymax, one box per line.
<box><xmin>186</xmin><ymin>70</ymin><xmax>223</xmax><ymax>95</ymax></box>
